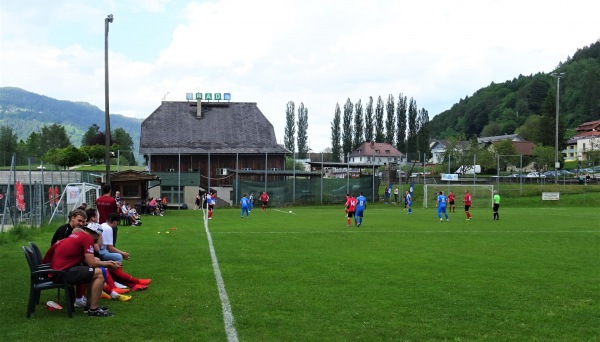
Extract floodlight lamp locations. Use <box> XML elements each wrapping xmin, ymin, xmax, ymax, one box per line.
<box><xmin>107</xmin><ymin>14</ymin><xmax>114</xmax><ymax>23</ymax></box>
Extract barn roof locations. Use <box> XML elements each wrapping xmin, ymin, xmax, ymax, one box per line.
<box><xmin>140</xmin><ymin>101</ymin><xmax>288</xmax><ymax>154</ymax></box>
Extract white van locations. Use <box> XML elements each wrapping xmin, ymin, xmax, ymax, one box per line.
<box><xmin>454</xmin><ymin>165</ymin><xmax>481</xmax><ymax>174</ymax></box>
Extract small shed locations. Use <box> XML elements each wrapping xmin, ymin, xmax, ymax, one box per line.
<box><xmin>96</xmin><ymin>169</ymin><xmax>160</xmax><ymax>206</ymax></box>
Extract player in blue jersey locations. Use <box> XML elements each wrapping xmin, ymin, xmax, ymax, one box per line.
<box><xmin>436</xmin><ymin>191</ymin><xmax>449</xmax><ymax>222</ymax></box>
<box><xmin>405</xmin><ymin>190</ymin><xmax>413</xmax><ymax>214</ymax></box>
<box><xmin>248</xmin><ymin>192</ymin><xmax>254</xmax><ymax>212</ymax></box>
<box><xmin>240</xmin><ymin>194</ymin><xmax>250</xmax><ymax>218</ymax></box>
<box><xmin>355</xmin><ymin>192</ymin><xmax>367</xmax><ymax>227</ymax></box>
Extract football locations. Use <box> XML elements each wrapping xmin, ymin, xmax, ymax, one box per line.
<box><xmin>289</xmin><ymin>210</ymin><xmax>293</xmax><ymax>214</ymax></box>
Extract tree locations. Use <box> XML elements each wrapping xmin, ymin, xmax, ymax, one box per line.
<box><xmin>407</xmin><ymin>98</ymin><xmax>418</xmax><ymax>160</ymax></box>
<box><xmin>80</xmin><ymin>144</ymin><xmax>105</xmax><ymax>164</ymax></box>
<box><xmin>112</xmin><ymin>128</ymin><xmax>135</xmax><ymax>165</ymax></box>
<box><xmin>43</xmin><ymin>146</ymin><xmax>88</xmax><ymax>168</ymax></box>
<box><xmin>374</xmin><ymin>96</ymin><xmax>385</xmax><ymax>142</ymax></box>
<box><xmin>516</xmin><ymin>115</ymin><xmax>542</xmax><ymax>143</ymax></box>
<box><xmin>385</xmin><ymin>94</ymin><xmax>395</xmax><ymax>145</ymax></box>
<box><xmin>493</xmin><ymin>140</ymin><xmax>519</xmax><ymax>171</ymax></box>
<box><xmin>297</xmin><ymin>103</ymin><xmax>309</xmax><ymax>159</ymax></box>
<box><xmin>538</xmin><ymin>90</ymin><xmax>566</xmax><ymax>150</ymax></box>
<box><xmin>416</xmin><ymin>108</ymin><xmax>430</xmax><ymax>158</ymax></box>
<box><xmin>342</xmin><ymin>98</ymin><xmax>353</xmax><ymax>162</ymax></box>
<box><xmin>284</xmin><ymin>101</ymin><xmax>296</xmax><ymax>153</ymax></box>
<box><xmin>364</xmin><ymin>96</ymin><xmax>374</xmax><ymax>142</ymax></box>
<box><xmin>331</xmin><ymin>103</ymin><xmax>342</xmax><ymax>162</ymax></box>
<box><xmin>396</xmin><ymin>93</ymin><xmax>407</xmax><ymax>153</ymax></box>
<box><xmin>0</xmin><ymin>125</ymin><xmax>18</xmax><ymax>166</ymax></box>
<box><xmin>531</xmin><ymin>144</ymin><xmax>555</xmax><ymax>171</ymax></box>
<box><xmin>39</xmin><ymin>124</ymin><xmax>71</xmax><ymax>156</ymax></box>
<box><xmin>82</xmin><ymin>124</ymin><xmax>101</xmax><ymax>146</ymax></box>
<box><xmin>353</xmin><ymin>99</ymin><xmax>364</xmax><ymax>149</ymax></box>
<box><xmin>481</xmin><ymin>122</ymin><xmax>503</xmax><ymax>137</ymax></box>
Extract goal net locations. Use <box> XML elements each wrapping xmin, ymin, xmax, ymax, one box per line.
<box><xmin>49</xmin><ymin>183</ymin><xmax>101</xmax><ymax>224</ymax></box>
<box><xmin>423</xmin><ymin>184</ymin><xmax>493</xmax><ymax>208</ymax></box>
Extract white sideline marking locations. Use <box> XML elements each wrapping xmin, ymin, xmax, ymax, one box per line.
<box><xmin>212</xmin><ymin>230</ymin><xmax>599</xmax><ymax>234</ymax></box>
<box><xmin>203</xmin><ymin>209</ymin><xmax>239</xmax><ymax>342</ymax></box>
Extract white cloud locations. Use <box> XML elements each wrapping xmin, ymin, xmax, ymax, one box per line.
<box><xmin>1</xmin><ymin>0</ymin><xmax>599</xmax><ymax>152</ymax></box>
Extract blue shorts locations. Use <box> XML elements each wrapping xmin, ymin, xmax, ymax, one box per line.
<box><xmin>355</xmin><ymin>209</ymin><xmax>364</xmax><ymax>217</ymax></box>
<box><xmin>437</xmin><ymin>206</ymin><xmax>447</xmax><ymax>214</ymax></box>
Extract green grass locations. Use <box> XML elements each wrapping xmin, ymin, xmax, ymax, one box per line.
<box><xmin>1</xmin><ymin>200</ymin><xmax>599</xmax><ymax>341</ymax></box>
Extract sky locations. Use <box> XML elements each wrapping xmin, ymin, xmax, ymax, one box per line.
<box><xmin>1</xmin><ymin>0</ymin><xmax>598</xmax><ymax>152</ymax></box>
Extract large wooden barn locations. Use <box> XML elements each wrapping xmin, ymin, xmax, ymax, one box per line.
<box><xmin>139</xmin><ymin>100</ymin><xmax>289</xmax><ymax>207</ymax></box>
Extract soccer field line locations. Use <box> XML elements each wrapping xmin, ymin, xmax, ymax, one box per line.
<box><xmin>203</xmin><ymin>209</ymin><xmax>239</xmax><ymax>342</ymax></box>
<box><xmin>212</xmin><ymin>230</ymin><xmax>600</xmax><ymax>234</ymax></box>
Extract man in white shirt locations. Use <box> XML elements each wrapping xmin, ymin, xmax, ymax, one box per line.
<box><xmin>98</xmin><ymin>213</ymin><xmax>130</xmax><ymax>262</ymax></box>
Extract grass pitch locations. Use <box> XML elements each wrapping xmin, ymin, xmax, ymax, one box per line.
<box><xmin>1</xmin><ymin>202</ymin><xmax>598</xmax><ymax>341</ymax></box>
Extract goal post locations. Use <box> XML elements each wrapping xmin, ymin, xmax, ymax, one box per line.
<box><xmin>423</xmin><ymin>184</ymin><xmax>494</xmax><ymax>208</ymax></box>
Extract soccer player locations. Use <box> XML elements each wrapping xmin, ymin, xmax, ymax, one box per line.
<box><xmin>436</xmin><ymin>191</ymin><xmax>449</xmax><ymax>222</ymax></box>
<box><xmin>355</xmin><ymin>192</ymin><xmax>367</xmax><ymax>227</ymax></box>
<box><xmin>248</xmin><ymin>192</ymin><xmax>254</xmax><ymax>212</ymax></box>
<box><xmin>240</xmin><ymin>194</ymin><xmax>250</xmax><ymax>218</ymax></box>
<box><xmin>405</xmin><ymin>191</ymin><xmax>413</xmax><ymax>214</ymax></box>
<box><xmin>207</xmin><ymin>191</ymin><xmax>216</xmax><ymax>219</ymax></box>
<box><xmin>345</xmin><ymin>194</ymin><xmax>357</xmax><ymax>227</ymax></box>
<box><xmin>259</xmin><ymin>191</ymin><xmax>270</xmax><ymax>212</ymax></box>
<box><xmin>493</xmin><ymin>190</ymin><xmax>501</xmax><ymax>220</ymax></box>
<box><xmin>448</xmin><ymin>191</ymin><xmax>456</xmax><ymax>213</ymax></box>
<box><xmin>96</xmin><ymin>184</ymin><xmax>118</xmax><ymax>224</ymax></box>
<box><xmin>464</xmin><ymin>190</ymin><xmax>472</xmax><ymax>220</ymax></box>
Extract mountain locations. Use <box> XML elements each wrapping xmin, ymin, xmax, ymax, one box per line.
<box><xmin>0</xmin><ymin>87</ymin><xmax>143</xmax><ymax>153</ymax></box>
<box><xmin>429</xmin><ymin>40</ymin><xmax>600</xmax><ymax>140</ymax></box>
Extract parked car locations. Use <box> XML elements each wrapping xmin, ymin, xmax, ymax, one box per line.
<box><xmin>543</xmin><ymin>171</ymin><xmax>557</xmax><ymax>177</ymax></box>
<box><xmin>509</xmin><ymin>173</ymin><xmax>526</xmax><ymax>178</ymax></box>
<box><xmin>526</xmin><ymin>172</ymin><xmax>546</xmax><ymax>178</ymax></box>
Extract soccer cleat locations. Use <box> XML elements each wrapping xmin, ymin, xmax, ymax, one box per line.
<box><xmin>83</xmin><ymin>305</ymin><xmax>109</xmax><ymax>313</ymax></box>
<box><xmin>112</xmin><ymin>288</ymin><xmax>130</xmax><ymax>294</ymax></box>
<box><xmin>87</xmin><ymin>308</ymin><xmax>114</xmax><ymax>317</ymax></box>
<box><xmin>116</xmin><ymin>294</ymin><xmax>132</xmax><ymax>302</ymax></box>
<box><xmin>137</xmin><ymin>278</ymin><xmax>152</xmax><ymax>285</ymax></box>
<box><xmin>131</xmin><ymin>284</ymin><xmax>148</xmax><ymax>291</ymax></box>
<box><xmin>74</xmin><ymin>298</ymin><xmax>87</xmax><ymax>308</ymax></box>
<box><xmin>100</xmin><ymin>292</ymin><xmax>111</xmax><ymax>299</ymax></box>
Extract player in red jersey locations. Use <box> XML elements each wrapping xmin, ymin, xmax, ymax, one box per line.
<box><xmin>463</xmin><ymin>190</ymin><xmax>472</xmax><ymax>220</ymax></box>
<box><xmin>345</xmin><ymin>194</ymin><xmax>357</xmax><ymax>227</ymax></box>
<box><xmin>448</xmin><ymin>191</ymin><xmax>456</xmax><ymax>213</ymax></box>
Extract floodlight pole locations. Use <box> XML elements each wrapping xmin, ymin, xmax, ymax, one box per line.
<box><xmin>104</xmin><ymin>14</ymin><xmax>113</xmax><ymax>184</ymax></box>
<box><xmin>550</xmin><ymin>72</ymin><xmax>565</xmax><ymax>185</ymax></box>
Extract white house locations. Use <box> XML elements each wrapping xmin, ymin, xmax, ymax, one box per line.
<box><xmin>349</xmin><ymin>142</ymin><xmax>405</xmax><ymax>165</ymax></box>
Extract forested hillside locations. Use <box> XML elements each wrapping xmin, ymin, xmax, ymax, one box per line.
<box><xmin>429</xmin><ymin>40</ymin><xmax>600</xmax><ymax>139</ymax></box>
<box><xmin>0</xmin><ymin>87</ymin><xmax>142</xmax><ymax>148</ymax></box>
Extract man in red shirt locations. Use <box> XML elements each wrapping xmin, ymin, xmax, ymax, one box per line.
<box><xmin>345</xmin><ymin>194</ymin><xmax>357</xmax><ymax>227</ymax></box>
<box><xmin>259</xmin><ymin>192</ymin><xmax>269</xmax><ymax>212</ymax></box>
<box><xmin>463</xmin><ymin>190</ymin><xmax>472</xmax><ymax>220</ymax></box>
<box><xmin>448</xmin><ymin>191</ymin><xmax>456</xmax><ymax>213</ymax></box>
<box><xmin>43</xmin><ymin>222</ymin><xmax>121</xmax><ymax>317</ymax></box>
<box><xmin>96</xmin><ymin>184</ymin><xmax>118</xmax><ymax>224</ymax></box>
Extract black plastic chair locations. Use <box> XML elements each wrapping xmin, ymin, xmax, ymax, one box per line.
<box><xmin>22</xmin><ymin>246</ymin><xmax>75</xmax><ymax>318</ymax></box>
<box><xmin>28</xmin><ymin>242</ymin><xmax>50</xmax><ymax>269</ymax></box>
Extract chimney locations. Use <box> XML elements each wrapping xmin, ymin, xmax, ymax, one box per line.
<box><xmin>196</xmin><ymin>99</ymin><xmax>202</xmax><ymax>118</ymax></box>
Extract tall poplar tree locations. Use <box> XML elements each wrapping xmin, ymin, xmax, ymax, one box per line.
<box><xmin>297</xmin><ymin>102</ymin><xmax>309</xmax><ymax>159</ymax></box>
<box><xmin>385</xmin><ymin>94</ymin><xmax>395</xmax><ymax>145</ymax></box>
<box><xmin>364</xmin><ymin>96</ymin><xmax>374</xmax><ymax>142</ymax></box>
<box><xmin>374</xmin><ymin>96</ymin><xmax>385</xmax><ymax>143</ymax></box>
<box><xmin>342</xmin><ymin>98</ymin><xmax>354</xmax><ymax>162</ymax></box>
<box><xmin>353</xmin><ymin>99</ymin><xmax>364</xmax><ymax>149</ymax></box>
<box><xmin>416</xmin><ymin>108</ymin><xmax>430</xmax><ymax>158</ymax></box>
<box><xmin>331</xmin><ymin>103</ymin><xmax>342</xmax><ymax>162</ymax></box>
<box><xmin>396</xmin><ymin>93</ymin><xmax>407</xmax><ymax>152</ymax></box>
<box><xmin>407</xmin><ymin>98</ymin><xmax>418</xmax><ymax>160</ymax></box>
<box><xmin>284</xmin><ymin>101</ymin><xmax>296</xmax><ymax>152</ymax></box>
